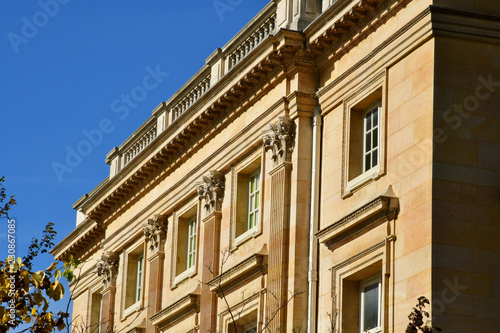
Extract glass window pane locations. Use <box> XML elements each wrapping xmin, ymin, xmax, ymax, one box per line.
<box><xmin>373</xmin><ymin>108</ymin><xmax>378</xmax><ymax>127</ymax></box>
<box><xmin>255</xmin><ymin>192</ymin><xmax>259</xmax><ymax>209</ymax></box>
<box><xmin>372</xmin><ymin>150</ymin><xmax>378</xmax><ymax>168</ymax></box>
<box><xmin>365</xmin><ymin>133</ymin><xmax>371</xmax><ymax>151</ymax></box>
<box><xmin>365</xmin><ymin>154</ymin><xmax>371</xmax><ymax>172</ymax></box>
<box><xmin>373</xmin><ymin>128</ymin><xmax>378</xmax><ymax>148</ymax></box>
<box><xmin>365</xmin><ymin>112</ymin><xmax>372</xmax><ymax>131</ymax></box>
<box><xmin>363</xmin><ymin>283</ymin><xmax>379</xmax><ymax>331</ymax></box>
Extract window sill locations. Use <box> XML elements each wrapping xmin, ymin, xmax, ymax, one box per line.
<box><xmin>123</xmin><ymin>301</ymin><xmax>141</xmax><ymax>319</ymax></box>
<box><xmin>234</xmin><ymin>227</ymin><xmax>259</xmax><ymax>248</ymax></box>
<box><xmin>365</xmin><ymin>327</ymin><xmax>382</xmax><ymax>333</ymax></box>
<box><xmin>173</xmin><ymin>267</ymin><xmax>196</xmax><ymax>286</ymax></box>
<box><xmin>344</xmin><ymin>165</ymin><xmax>382</xmax><ymax>198</ymax></box>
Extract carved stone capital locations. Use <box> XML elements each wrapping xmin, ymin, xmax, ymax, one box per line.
<box><xmin>197</xmin><ymin>171</ymin><xmax>225</xmax><ymax>214</ymax></box>
<box><xmin>96</xmin><ymin>251</ymin><xmax>119</xmax><ymax>289</ymax></box>
<box><xmin>143</xmin><ymin>214</ymin><xmax>168</xmax><ymax>254</ymax></box>
<box><xmin>262</xmin><ymin>116</ymin><xmax>295</xmax><ymax>166</ymax></box>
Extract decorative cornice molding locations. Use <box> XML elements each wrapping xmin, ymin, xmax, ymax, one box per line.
<box><xmin>96</xmin><ymin>251</ymin><xmax>119</xmax><ymax>289</ymax></box>
<box><xmin>262</xmin><ymin>115</ymin><xmax>295</xmax><ymax>166</ymax></box>
<box><xmin>317</xmin><ymin>186</ymin><xmax>399</xmax><ymax>250</ymax></box>
<box><xmin>207</xmin><ymin>249</ymin><xmax>268</xmax><ymax>296</ymax></box>
<box><xmin>150</xmin><ymin>285</ymin><xmax>201</xmax><ymax>330</ymax></box>
<box><xmin>143</xmin><ymin>214</ymin><xmax>168</xmax><ymax>254</ymax></box>
<box><xmin>197</xmin><ymin>171</ymin><xmax>226</xmax><ymax>214</ymax></box>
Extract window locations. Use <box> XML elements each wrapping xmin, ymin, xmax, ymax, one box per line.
<box><xmin>339</xmin><ymin>259</ymin><xmax>383</xmax><ymax>333</ymax></box>
<box><xmin>186</xmin><ymin>217</ymin><xmax>197</xmax><ymax>269</ymax></box>
<box><xmin>233</xmin><ymin>155</ymin><xmax>262</xmax><ymax>246</ymax></box>
<box><xmin>342</xmin><ymin>79</ymin><xmax>386</xmax><ymax>196</ymax></box>
<box><xmin>173</xmin><ymin>204</ymin><xmax>199</xmax><ymax>284</ymax></box>
<box><xmin>360</xmin><ymin>276</ymin><xmax>382</xmax><ymax>333</ymax></box>
<box><xmin>124</xmin><ymin>247</ymin><xmax>144</xmax><ymax>314</ymax></box>
<box><xmin>247</xmin><ymin>170</ymin><xmax>260</xmax><ymax>231</ymax></box>
<box><xmin>135</xmin><ymin>254</ymin><xmax>144</xmax><ymax>303</ymax></box>
<box><xmin>362</xmin><ymin>101</ymin><xmax>381</xmax><ymax>173</ymax></box>
<box><xmin>90</xmin><ymin>290</ymin><xmax>102</xmax><ymax>333</ymax></box>
<box><xmin>227</xmin><ymin>309</ymin><xmax>258</xmax><ymax>333</ymax></box>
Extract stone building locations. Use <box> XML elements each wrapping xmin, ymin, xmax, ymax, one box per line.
<box><xmin>52</xmin><ymin>0</ymin><xmax>500</xmax><ymax>332</ymax></box>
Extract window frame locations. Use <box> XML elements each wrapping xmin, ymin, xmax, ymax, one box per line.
<box><xmin>362</xmin><ymin>100</ymin><xmax>382</xmax><ymax>174</ymax></box>
<box><xmin>171</xmin><ymin>200</ymin><xmax>200</xmax><ymax>288</ymax></box>
<box><xmin>122</xmin><ymin>242</ymin><xmax>146</xmax><ymax>318</ymax></box>
<box><xmin>186</xmin><ymin>216</ymin><xmax>197</xmax><ymax>270</ymax></box>
<box><xmin>359</xmin><ymin>275</ymin><xmax>382</xmax><ymax>333</ymax></box>
<box><xmin>230</xmin><ymin>149</ymin><xmax>264</xmax><ymax>249</ymax></box>
<box><xmin>341</xmin><ymin>71</ymin><xmax>387</xmax><ymax>198</ymax></box>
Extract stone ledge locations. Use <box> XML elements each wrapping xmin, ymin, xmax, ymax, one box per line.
<box><xmin>207</xmin><ymin>246</ymin><xmax>268</xmax><ymax>296</ymax></box>
<box><xmin>150</xmin><ymin>285</ymin><xmax>201</xmax><ymax>330</ymax></box>
<box><xmin>317</xmin><ymin>186</ymin><xmax>399</xmax><ymax>250</ymax></box>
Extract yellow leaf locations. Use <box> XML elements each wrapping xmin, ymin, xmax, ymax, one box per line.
<box><xmin>31</xmin><ymin>307</ymin><xmax>37</xmax><ymax>316</ymax></box>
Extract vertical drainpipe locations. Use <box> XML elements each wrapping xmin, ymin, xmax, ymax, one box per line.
<box><xmin>307</xmin><ymin>104</ymin><xmax>322</xmax><ymax>333</ymax></box>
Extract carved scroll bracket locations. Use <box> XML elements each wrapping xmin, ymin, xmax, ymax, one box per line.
<box><xmin>197</xmin><ymin>171</ymin><xmax>225</xmax><ymax>214</ymax></box>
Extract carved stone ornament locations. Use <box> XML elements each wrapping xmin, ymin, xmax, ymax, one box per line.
<box><xmin>197</xmin><ymin>171</ymin><xmax>225</xmax><ymax>214</ymax></box>
<box><xmin>262</xmin><ymin>116</ymin><xmax>295</xmax><ymax>165</ymax></box>
<box><xmin>96</xmin><ymin>251</ymin><xmax>119</xmax><ymax>289</ymax></box>
<box><xmin>143</xmin><ymin>214</ymin><xmax>168</xmax><ymax>253</ymax></box>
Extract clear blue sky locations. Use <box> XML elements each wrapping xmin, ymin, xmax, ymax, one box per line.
<box><xmin>0</xmin><ymin>0</ymin><xmax>268</xmax><ymax>319</ymax></box>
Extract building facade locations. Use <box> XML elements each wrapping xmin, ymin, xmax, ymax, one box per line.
<box><xmin>52</xmin><ymin>0</ymin><xmax>500</xmax><ymax>332</ymax></box>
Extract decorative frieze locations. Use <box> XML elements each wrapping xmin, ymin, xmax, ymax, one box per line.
<box><xmin>197</xmin><ymin>171</ymin><xmax>225</xmax><ymax>214</ymax></box>
<box><xmin>143</xmin><ymin>214</ymin><xmax>168</xmax><ymax>253</ymax></box>
<box><xmin>262</xmin><ymin>116</ymin><xmax>295</xmax><ymax>166</ymax></box>
<box><xmin>96</xmin><ymin>251</ymin><xmax>119</xmax><ymax>289</ymax></box>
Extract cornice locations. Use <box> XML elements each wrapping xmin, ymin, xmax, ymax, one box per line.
<box><xmin>207</xmin><ymin>247</ymin><xmax>268</xmax><ymax>296</ymax></box>
<box><xmin>150</xmin><ymin>285</ymin><xmax>201</xmax><ymax>330</ymax></box>
<box><xmin>317</xmin><ymin>186</ymin><xmax>399</xmax><ymax>250</ymax></box>
<box><xmin>50</xmin><ymin>219</ymin><xmax>104</xmax><ymax>261</ymax></box>
<box><xmin>82</xmin><ymin>30</ymin><xmax>302</xmax><ymax>223</ymax></box>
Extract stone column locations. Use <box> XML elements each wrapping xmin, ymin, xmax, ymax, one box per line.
<box><xmin>143</xmin><ymin>214</ymin><xmax>168</xmax><ymax>333</ymax></box>
<box><xmin>196</xmin><ymin>171</ymin><xmax>225</xmax><ymax>333</ymax></box>
<box><xmin>262</xmin><ymin>116</ymin><xmax>295</xmax><ymax>332</ymax></box>
<box><xmin>97</xmin><ymin>251</ymin><xmax>119</xmax><ymax>333</ymax></box>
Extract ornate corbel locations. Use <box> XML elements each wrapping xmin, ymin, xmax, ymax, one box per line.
<box><xmin>262</xmin><ymin>115</ymin><xmax>295</xmax><ymax>165</ymax></box>
<box><xmin>143</xmin><ymin>214</ymin><xmax>168</xmax><ymax>253</ymax></box>
<box><xmin>197</xmin><ymin>171</ymin><xmax>225</xmax><ymax>214</ymax></box>
<box><xmin>96</xmin><ymin>251</ymin><xmax>119</xmax><ymax>289</ymax></box>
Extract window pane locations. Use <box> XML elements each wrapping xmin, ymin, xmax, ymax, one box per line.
<box><xmin>373</xmin><ymin>128</ymin><xmax>378</xmax><ymax>148</ymax></box>
<box><xmin>362</xmin><ymin>283</ymin><xmax>380</xmax><ymax>331</ymax></box>
<box><xmin>372</xmin><ymin>149</ymin><xmax>378</xmax><ymax>168</ymax></box>
<box><xmin>255</xmin><ymin>192</ymin><xmax>259</xmax><ymax>209</ymax></box>
<box><xmin>373</xmin><ymin>108</ymin><xmax>378</xmax><ymax>127</ymax></box>
<box><xmin>249</xmin><ymin>213</ymin><xmax>254</xmax><ymax>229</ymax></box>
<box><xmin>365</xmin><ymin>133</ymin><xmax>371</xmax><ymax>151</ymax></box>
<box><xmin>365</xmin><ymin>154</ymin><xmax>371</xmax><ymax>172</ymax></box>
<box><xmin>365</xmin><ymin>112</ymin><xmax>372</xmax><ymax>131</ymax></box>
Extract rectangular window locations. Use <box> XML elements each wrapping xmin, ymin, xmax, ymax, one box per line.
<box><xmin>187</xmin><ymin>217</ymin><xmax>197</xmax><ymax>269</ymax></box>
<box><xmin>360</xmin><ymin>276</ymin><xmax>382</xmax><ymax>333</ymax></box>
<box><xmin>247</xmin><ymin>171</ymin><xmax>260</xmax><ymax>230</ymax></box>
<box><xmin>124</xmin><ymin>247</ymin><xmax>144</xmax><ymax>313</ymax></box>
<box><xmin>362</xmin><ymin>101</ymin><xmax>381</xmax><ymax>173</ymax></box>
<box><xmin>90</xmin><ymin>290</ymin><xmax>102</xmax><ymax>333</ymax></box>
<box><xmin>135</xmin><ymin>254</ymin><xmax>144</xmax><ymax>303</ymax></box>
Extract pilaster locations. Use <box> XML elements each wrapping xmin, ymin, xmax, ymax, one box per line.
<box><xmin>262</xmin><ymin>116</ymin><xmax>295</xmax><ymax>332</ymax></box>
<box><xmin>196</xmin><ymin>171</ymin><xmax>225</xmax><ymax>333</ymax></box>
<box><xmin>97</xmin><ymin>251</ymin><xmax>119</xmax><ymax>333</ymax></box>
<box><xmin>143</xmin><ymin>214</ymin><xmax>168</xmax><ymax>333</ymax></box>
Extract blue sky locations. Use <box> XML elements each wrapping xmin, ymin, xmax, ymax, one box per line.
<box><xmin>0</xmin><ymin>0</ymin><xmax>268</xmax><ymax>319</ymax></box>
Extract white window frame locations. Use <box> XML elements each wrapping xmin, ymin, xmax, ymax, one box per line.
<box><xmin>362</xmin><ymin>100</ymin><xmax>381</xmax><ymax>173</ymax></box>
<box><xmin>359</xmin><ymin>275</ymin><xmax>382</xmax><ymax>333</ymax></box>
<box><xmin>135</xmin><ymin>254</ymin><xmax>144</xmax><ymax>303</ymax></box>
<box><xmin>247</xmin><ymin>170</ymin><xmax>260</xmax><ymax>231</ymax></box>
<box><xmin>186</xmin><ymin>217</ymin><xmax>197</xmax><ymax>270</ymax></box>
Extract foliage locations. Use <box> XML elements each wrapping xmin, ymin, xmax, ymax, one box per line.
<box><xmin>405</xmin><ymin>296</ymin><xmax>442</xmax><ymax>333</ymax></box>
<box><xmin>0</xmin><ymin>177</ymin><xmax>80</xmax><ymax>333</ymax></box>
<box><xmin>0</xmin><ymin>177</ymin><xmax>16</xmax><ymax>220</ymax></box>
